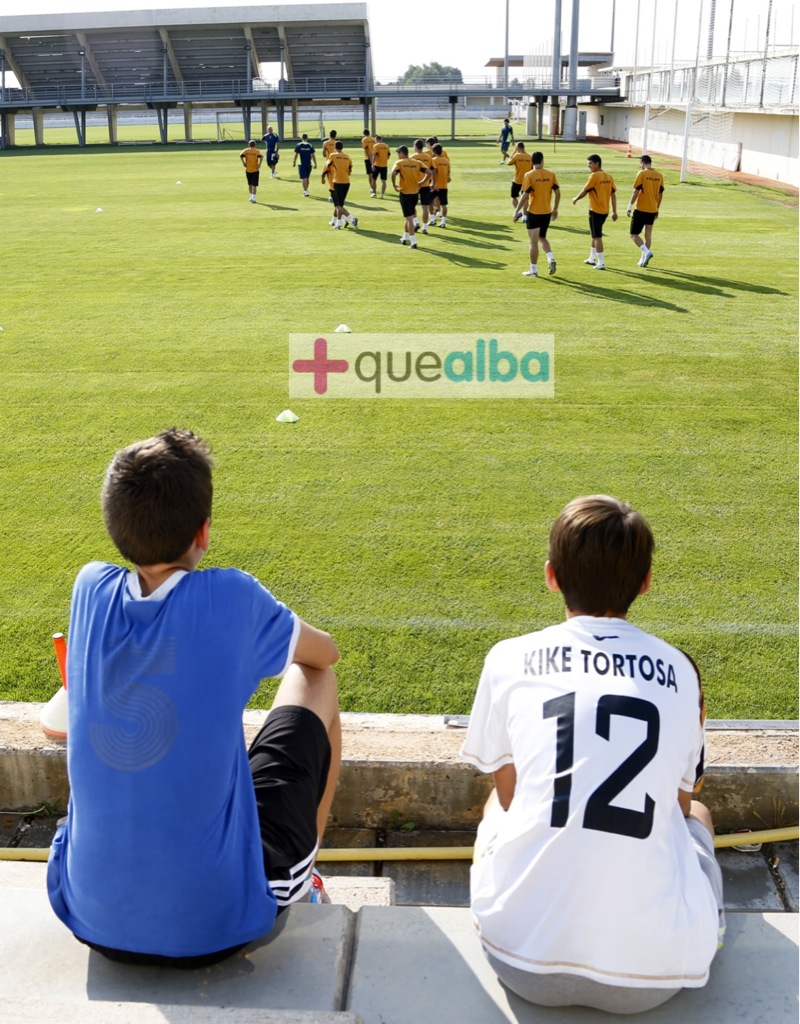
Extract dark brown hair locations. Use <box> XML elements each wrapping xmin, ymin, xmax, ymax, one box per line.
<box><xmin>548</xmin><ymin>495</ymin><xmax>654</xmax><ymax>615</ymax></box>
<box><xmin>101</xmin><ymin>428</ymin><xmax>213</xmax><ymax>566</ymax></box>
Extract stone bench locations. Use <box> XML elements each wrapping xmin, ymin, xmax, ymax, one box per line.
<box><xmin>2</xmin><ymin>862</ymin><xmax>797</xmax><ymax>1024</ymax></box>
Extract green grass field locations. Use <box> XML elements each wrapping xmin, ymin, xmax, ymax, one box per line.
<box><xmin>1</xmin><ymin>128</ymin><xmax>797</xmax><ymax>719</ymax></box>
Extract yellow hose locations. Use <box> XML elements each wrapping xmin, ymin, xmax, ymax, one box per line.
<box><xmin>1</xmin><ymin>826</ymin><xmax>797</xmax><ymax>863</ymax></box>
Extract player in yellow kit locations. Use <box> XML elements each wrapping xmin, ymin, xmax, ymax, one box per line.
<box><xmin>431</xmin><ymin>143</ymin><xmax>451</xmax><ymax>227</ymax></box>
<box><xmin>239</xmin><ymin>141</ymin><xmax>263</xmax><ymax>203</ymax></box>
<box><xmin>572</xmin><ymin>154</ymin><xmax>618</xmax><ymax>270</ymax></box>
<box><xmin>370</xmin><ymin>135</ymin><xmax>391</xmax><ymax>198</ymax></box>
<box><xmin>322</xmin><ymin>131</ymin><xmax>338</xmax><ymax>204</ymax></box>
<box><xmin>514</xmin><ymin>152</ymin><xmax>560</xmax><ymax>278</ymax></box>
<box><xmin>412</xmin><ymin>138</ymin><xmax>435</xmax><ymax>233</ymax></box>
<box><xmin>361</xmin><ymin>130</ymin><xmax>377</xmax><ymax>196</ymax></box>
<box><xmin>322</xmin><ymin>141</ymin><xmax>358</xmax><ymax>230</ymax></box>
<box><xmin>507</xmin><ymin>142</ymin><xmax>534</xmax><ymax>218</ymax></box>
<box><xmin>391</xmin><ymin>145</ymin><xmax>432</xmax><ymax>248</ymax></box>
<box><xmin>627</xmin><ymin>155</ymin><xmax>664</xmax><ymax>267</ymax></box>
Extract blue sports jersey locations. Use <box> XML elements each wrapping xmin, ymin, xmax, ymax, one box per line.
<box><xmin>47</xmin><ymin>562</ymin><xmax>298</xmax><ymax>957</ymax></box>
<box><xmin>500</xmin><ymin>125</ymin><xmax>513</xmax><ymax>143</ymax></box>
<box><xmin>294</xmin><ymin>141</ymin><xmax>315</xmax><ymax>166</ymax></box>
<box><xmin>262</xmin><ymin>132</ymin><xmax>279</xmax><ymax>152</ymax></box>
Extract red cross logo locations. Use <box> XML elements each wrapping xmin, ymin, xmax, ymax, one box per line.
<box><xmin>292</xmin><ymin>337</ymin><xmax>349</xmax><ymax>394</ymax></box>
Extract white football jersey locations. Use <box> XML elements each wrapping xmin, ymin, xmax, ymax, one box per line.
<box><xmin>461</xmin><ymin>615</ymin><xmax>719</xmax><ymax>989</ymax></box>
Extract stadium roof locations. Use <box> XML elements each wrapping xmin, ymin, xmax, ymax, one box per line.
<box><xmin>0</xmin><ymin>4</ymin><xmax>371</xmax><ymax>101</ymax></box>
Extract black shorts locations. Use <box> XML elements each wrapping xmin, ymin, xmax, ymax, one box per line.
<box><xmin>435</xmin><ymin>189</ymin><xmax>448</xmax><ymax>206</ymax></box>
<box><xmin>267</xmin><ymin>152</ymin><xmax>279</xmax><ymax>167</ymax></box>
<box><xmin>526</xmin><ymin>212</ymin><xmax>551</xmax><ymax>236</ymax></box>
<box><xmin>373</xmin><ymin>165</ymin><xmax>388</xmax><ymax>181</ymax></box>
<box><xmin>249</xmin><ymin>705</ymin><xmax>331</xmax><ymax>905</ymax></box>
<box><xmin>630</xmin><ymin>208</ymin><xmax>657</xmax><ymax>234</ymax></box>
<box><xmin>419</xmin><ymin>186</ymin><xmax>433</xmax><ymax>206</ymax></box>
<box><xmin>511</xmin><ymin>182</ymin><xmax>523</xmax><ymax>199</ymax></box>
<box><xmin>399</xmin><ymin>192</ymin><xmax>419</xmax><ymax>217</ymax></box>
<box><xmin>589</xmin><ymin>211</ymin><xmax>608</xmax><ymax>238</ymax></box>
<box><xmin>364</xmin><ymin>159</ymin><xmax>373</xmax><ymax>174</ymax></box>
<box><xmin>334</xmin><ymin>182</ymin><xmax>351</xmax><ymax>205</ymax></box>
<box><xmin>297</xmin><ymin>164</ymin><xmax>312</xmax><ymax>179</ymax></box>
<box><xmin>246</xmin><ymin>171</ymin><xmax>260</xmax><ymax>186</ymax></box>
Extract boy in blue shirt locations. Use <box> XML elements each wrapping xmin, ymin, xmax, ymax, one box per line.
<box><xmin>48</xmin><ymin>427</ymin><xmax>340</xmax><ymax>967</ymax></box>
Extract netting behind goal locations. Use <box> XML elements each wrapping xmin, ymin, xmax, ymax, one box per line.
<box><xmin>630</xmin><ymin>105</ymin><xmax>739</xmax><ymax>179</ymax></box>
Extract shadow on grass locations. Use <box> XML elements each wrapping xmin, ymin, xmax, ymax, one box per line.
<box><xmin>610</xmin><ymin>267</ymin><xmax>733</xmax><ymax>298</ymax></box>
<box><xmin>427</xmin><ymin>232</ymin><xmax>512</xmax><ymax>252</ymax></box>
<box><xmin>414</xmin><ymin>246</ymin><xmax>506</xmax><ymax>270</ymax></box>
<box><xmin>548</xmin><ymin>275</ymin><xmax>688</xmax><ymax>312</ymax></box>
<box><xmin>256</xmin><ymin>202</ymin><xmax>297</xmax><ymax>211</ymax></box>
<box><xmin>655</xmin><ymin>268</ymin><xmax>789</xmax><ymax>296</ymax></box>
<box><xmin>448</xmin><ymin>218</ymin><xmax>512</xmax><ymax>239</ymax></box>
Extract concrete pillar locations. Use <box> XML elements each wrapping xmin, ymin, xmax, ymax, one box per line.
<box><xmin>1</xmin><ymin>111</ymin><xmax>16</xmax><ymax>147</ymax></box>
<box><xmin>563</xmin><ymin>104</ymin><xmax>577</xmax><ymax>141</ymax></box>
<box><xmin>292</xmin><ymin>99</ymin><xmax>298</xmax><ymax>138</ymax></box>
<box><xmin>107</xmin><ymin>106</ymin><xmax>117</xmax><ymax>145</ymax></box>
<box><xmin>261</xmin><ymin>100</ymin><xmax>268</xmax><ymax>134</ymax></box>
<box><xmin>277</xmin><ymin>102</ymin><xmax>285</xmax><ymax>139</ymax></box>
<box><xmin>370</xmin><ymin>97</ymin><xmax>376</xmax><ymax>135</ymax></box>
<box><xmin>526</xmin><ymin>103</ymin><xmax>536</xmax><ymax>136</ymax></box>
<box><xmin>549</xmin><ymin>101</ymin><xmax>560</xmax><ymax>136</ymax></box>
<box><xmin>33</xmin><ymin>108</ymin><xmax>45</xmax><ymax>146</ymax></box>
<box><xmin>183</xmin><ymin>102</ymin><xmax>193</xmax><ymax>141</ymax></box>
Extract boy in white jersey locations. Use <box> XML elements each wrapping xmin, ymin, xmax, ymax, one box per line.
<box><xmin>461</xmin><ymin>495</ymin><xmax>724</xmax><ymax>1014</ymax></box>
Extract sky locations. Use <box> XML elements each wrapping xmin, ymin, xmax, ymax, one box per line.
<box><xmin>0</xmin><ymin>0</ymin><xmax>794</xmax><ymax>82</ymax></box>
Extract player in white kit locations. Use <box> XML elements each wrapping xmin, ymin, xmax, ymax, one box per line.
<box><xmin>461</xmin><ymin>495</ymin><xmax>724</xmax><ymax>1014</ymax></box>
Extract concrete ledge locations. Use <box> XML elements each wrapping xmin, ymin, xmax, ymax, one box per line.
<box><xmin>1</xmin><ymin>704</ymin><xmax>797</xmax><ymax>831</ymax></box>
<box><xmin>0</xmin><ymin>880</ymin><xmax>355</xmax><ymax>1016</ymax></box>
<box><xmin>2</xmin><ymin>865</ymin><xmax>795</xmax><ymax>1023</ymax></box>
<box><xmin>348</xmin><ymin>907</ymin><xmax>799</xmax><ymax>1024</ymax></box>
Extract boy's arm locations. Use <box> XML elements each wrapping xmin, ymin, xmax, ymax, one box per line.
<box><xmin>493</xmin><ymin>763</ymin><xmax>517</xmax><ymax>810</ymax></box>
<box><xmin>678</xmin><ymin>788</ymin><xmax>693</xmax><ymax>816</ymax></box>
<box><xmin>292</xmin><ymin>619</ymin><xmax>339</xmax><ymax>669</ymax></box>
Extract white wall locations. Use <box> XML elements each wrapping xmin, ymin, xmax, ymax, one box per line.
<box><xmin>579</xmin><ymin>103</ymin><xmax>799</xmax><ymax>186</ymax></box>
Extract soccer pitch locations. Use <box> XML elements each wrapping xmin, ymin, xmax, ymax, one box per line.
<box><xmin>1</xmin><ymin>133</ymin><xmax>797</xmax><ymax>719</ymax></box>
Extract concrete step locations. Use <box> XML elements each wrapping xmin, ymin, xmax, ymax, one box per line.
<box><xmin>1</xmin><ymin>863</ymin><xmax>797</xmax><ymax>1024</ymax></box>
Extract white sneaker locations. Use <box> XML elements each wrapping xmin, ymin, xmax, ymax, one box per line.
<box><xmin>350</xmin><ymin>217</ymin><xmax>358</xmax><ymax>229</ymax></box>
<box><xmin>594</xmin><ymin>263</ymin><xmax>606</xmax><ymax>270</ymax></box>
<box><xmin>330</xmin><ymin>218</ymin><xmax>337</xmax><ymax>226</ymax></box>
<box><xmin>421</xmin><ymin>226</ymin><xmax>428</xmax><ymax>234</ymax></box>
<box><xmin>522</xmin><ymin>269</ymin><xmax>538</xmax><ymax>277</ymax></box>
<box><xmin>400</xmin><ymin>237</ymin><xmax>407</xmax><ymax>245</ymax></box>
<box><xmin>303</xmin><ymin>191</ymin><xmax>309</xmax><ymax>197</ymax></box>
<box><xmin>370</xmin><ymin>191</ymin><xmax>376</xmax><ymax>197</ymax></box>
<box><xmin>583</xmin><ymin>258</ymin><xmax>596</xmax><ymax>265</ymax></box>
<box><xmin>410</xmin><ymin>240</ymin><xmax>418</xmax><ymax>248</ymax></box>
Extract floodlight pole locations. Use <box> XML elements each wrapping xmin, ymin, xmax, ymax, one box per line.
<box><xmin>681</xmin><ymin>0</ymin><xmax>704</xmax><ymax>182</ymax></box>
<box><xmin>551</xmin><ymin>0</ymin><xmax>562</xmax><ymax>135</ymax></box>
<box><xmin>642</xmin><ymin>0</ymin><xmax>658</xmax><ymax>156</ymax></box>
<box><xmin>504</xmin><ymin>0</ymin><xmax>510</xmax><ymax>93</ymax></box>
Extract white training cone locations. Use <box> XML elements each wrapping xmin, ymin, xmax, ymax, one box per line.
<box><xmin>40</xmin><ymin>686</ymin><xmax>68</xmax><ymax>740</ymax></box>
<box><xmin>96</xmin><ymin>208</ymin><xmax>104</xmax><ymax>213</ymax></box>
<box><xmin>176</xmin><ymin>181</ymin><xmax>182</xmax><ymax>185</ymax></box>
<box><xmin>275</xmin><ymin>409</ymin><xmax>300</xmax><ymax>423</ymax></box>
<box><xmin>334</xmin><ymin>324</ymin><xmax>352</xmax><ymax>333</ymax></box>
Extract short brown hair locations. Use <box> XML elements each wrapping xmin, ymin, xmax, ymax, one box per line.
<box><xmin>101</xmin><ymin>428</ymin><xmax>213</xmax><ymax>566</ymax></box>
<box><xmin>548</xmin><ymin>496</ymin><xmax>654</xmax><ymax>615</ymax></box>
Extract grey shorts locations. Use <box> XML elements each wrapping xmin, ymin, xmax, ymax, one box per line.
<box><xmin>485</xmin><ymin>816</ymin><xmax>724</xmax><ymax>1014</ymax></box>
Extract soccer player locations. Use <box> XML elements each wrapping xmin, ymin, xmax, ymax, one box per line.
<box><xmin>411</xmin><ymin>138</ymin><xmax>435</xmax><ymax>233</ymax></box>
<box><xmin>627</xmin><ymin>154</ymin><xmax>664</xmax><ymax>267</ymax></box>
<box><xmin>293</xmin><ymin>133</ymin><xmax>317</xmax><ymax>197</ymax></box>
<box><xmin>391</xmin><ymin>145</ymin><xmax>432</xmax><ymax>248</ymax></box>
<box><xmin>572</xmin><ymin>153</ymin><xmax>617</xmax><ymax>269</ymax></box>
<box><xmin>370</xmin><ymin>134</ymin><xmax>391</xmax><ymax>197</ymax></box>
<box><xmin>361</xmin><ymin>129</ymin><xmax>377</xmax><ymax>196</ymax></box>
<box><xmin>426</xmin><ymin>137</ymin><xmax>449</xmax><ymax>220</ymax></box>
<box><xmin>239</xmin><ymin>140</ymin><xmax>263</xmax><ymax>203</ymax></box>
<box><xmin>461</xmin><ymin>495</ymin><xmax>724</xmax><ymax>1013</ymax></box>
<box><xmin>431</xmin><ymin>143</ymin><xmax>451</xmax><ymax>227</ymax></box>
<box><xmin>507</xmin><ymin>142</ymin><xmax>533</xmax><ymax>217</ymax></box>
<box><xmin>497</xmin><ymin>118</ymin><xmax>514</xmax><ymax>163</ymax></box>
<box><xmin>322</xmin><ymin>140</ymin><xmax>358</xmax><ymax>229</ymax></box>
<box><xmin>514</xmin><ymin>151</ymin><xmax>559</xmax><ymax>277</ymax></box>
<box><xmin>261</xmin><ymin>126</ymin><xmax>280</xmax><ymax>178</ymax></box>
<box><xmin>322</xmin><ymin>130</ymin><xmax>338</xmax><ymax>203</ymax></box>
